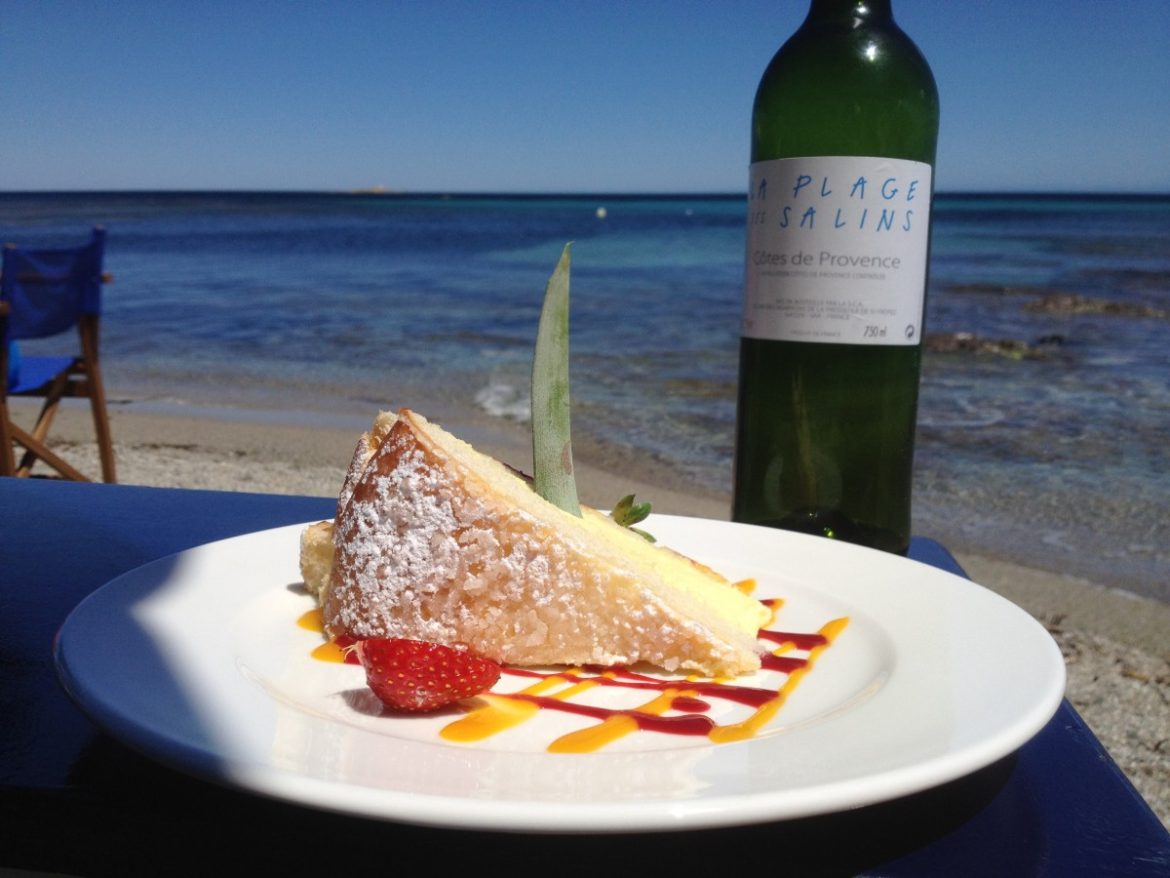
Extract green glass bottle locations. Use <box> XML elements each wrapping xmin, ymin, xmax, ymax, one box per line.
<box><xmin>732</xmin><ymin>0</ymin><xmax>939</xmax><ymax>554</ymax></box>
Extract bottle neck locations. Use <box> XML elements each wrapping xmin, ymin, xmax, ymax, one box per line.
<box><xmin>804</xmin><ymin>0</ymin><xmax>893</xmax><ymax>26</ymax></box>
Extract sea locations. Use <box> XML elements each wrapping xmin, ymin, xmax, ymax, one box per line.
<box><xmin>2</xmin><ymin>191</ymin><xmax>1167</xmax><ymax>600</ymax></box>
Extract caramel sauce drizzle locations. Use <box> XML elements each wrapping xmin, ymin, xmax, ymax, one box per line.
<box><xmin>302</xmin><ymin>580</ymin><xmax>850</xmax><ymax>752</ymax></box>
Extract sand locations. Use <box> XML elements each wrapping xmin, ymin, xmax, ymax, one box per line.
<box><xmin>14</xmin><ymin>399</ymin><xmax>1170</xmax><ymax>830</ymax></box>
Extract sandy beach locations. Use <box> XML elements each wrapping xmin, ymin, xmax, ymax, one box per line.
<box><xmin>17</xmin><ymin>399</ymin><xmax>1170</xmax><ymax>830</ymax></box>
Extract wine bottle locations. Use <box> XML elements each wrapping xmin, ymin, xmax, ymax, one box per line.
<box><xmin>732</xmin><ymin>0</ymin><xmax>939</xmax><ymax>554</ymax></box>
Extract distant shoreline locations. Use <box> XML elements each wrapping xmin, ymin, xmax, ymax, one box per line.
<box><xmin>2</xmin><ymin>189</ymin><xmax>1169</xmax><ymax>201</ymax></box>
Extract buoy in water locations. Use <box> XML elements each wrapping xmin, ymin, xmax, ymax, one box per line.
<box><xmin>595</xmin><ymin>206</ymin><xmax>607</xmax><ymax>219</ymax></box>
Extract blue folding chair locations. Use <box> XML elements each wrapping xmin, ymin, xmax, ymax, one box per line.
<box><xmin>0</xmin><ymin>227</ymin><xmax>116</xmax><ymax>481</ymax></box>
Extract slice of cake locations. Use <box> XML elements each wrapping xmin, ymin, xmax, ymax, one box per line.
<box><xmin>308</xmin><ymin>409</ymin><xmax>769</xmax><ymax>676</ymax></box>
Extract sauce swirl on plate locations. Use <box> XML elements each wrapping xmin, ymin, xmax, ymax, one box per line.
<box><xmin>300</xmin><ymin>584</ymin><xmax>848</xmax><ymax>752</ymax></box>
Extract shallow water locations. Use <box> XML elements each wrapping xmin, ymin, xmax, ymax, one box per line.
<box><xmin>3</xmin><ymin>191</ymin><xmax>1167</xmax><ymax>598</ymax></box>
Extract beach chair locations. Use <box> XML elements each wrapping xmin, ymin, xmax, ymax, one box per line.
<box><xmin>0</xmin><ymin>227</ymin><xmax>116</xmax><ymax>482</ymax></box>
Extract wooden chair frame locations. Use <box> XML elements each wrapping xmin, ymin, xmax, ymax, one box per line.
<box><xmin>1</xmin><ymin>241</ymin><xmax>116</xmax><ymax>482</ymax></box>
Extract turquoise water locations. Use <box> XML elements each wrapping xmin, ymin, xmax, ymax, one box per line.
<box><xmin>3</xmin><ymin>191</ymin><xmax>1167</xmax><ymax>597</ymax></box>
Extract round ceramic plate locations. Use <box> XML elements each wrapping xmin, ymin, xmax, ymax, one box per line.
<box><xmin>54</xmin><ymin>516</ymin><xmax>1065</xmax><ymax>832</ymax></box>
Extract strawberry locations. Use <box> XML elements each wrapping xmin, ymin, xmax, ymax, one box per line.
<box><xmin>353</xmin><ymin>638</ymin><xmax>501</xmax><ymax>713</ymax></box>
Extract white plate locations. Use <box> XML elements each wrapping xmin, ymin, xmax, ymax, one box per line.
<box><xmin>54</xmin><ymin>515</ymin><xmax>1064</xmax><ymax>833</ymax></box>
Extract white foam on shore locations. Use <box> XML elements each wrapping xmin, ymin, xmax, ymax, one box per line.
<box><xmin>474</xmin><ymin>381</ymin><xmax>531</xmax><ymax>422</ymax></box>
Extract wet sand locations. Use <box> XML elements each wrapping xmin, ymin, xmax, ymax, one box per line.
<box><xmin>14</xmin><ymin>399</ymin><xmax>1170</xmax><ymax>830</ymax></box>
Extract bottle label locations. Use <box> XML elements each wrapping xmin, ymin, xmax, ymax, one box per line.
<box><xmin>743</xmin><ymin>156</ymin><xmax>932</xmax><ymax>346</ymax></box>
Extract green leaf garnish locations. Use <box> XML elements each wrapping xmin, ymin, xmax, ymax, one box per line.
<box><xmin>531</xmin><ymin>243</ymin><xmax>581</xmax><ymax>517</ymax></box>
<box><xmin>611</xmin><ymin>493</ymin><xmax>656</xmax><ymax>542</ymax></box>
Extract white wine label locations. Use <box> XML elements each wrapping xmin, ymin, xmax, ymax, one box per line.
<box><xmin>743</xmin><ymin>156</ymin><xmax>932</xmax><ymax>345</ymax></box>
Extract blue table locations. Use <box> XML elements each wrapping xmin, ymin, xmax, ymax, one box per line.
<box><xmin>2</xmin><ymin>477</ymin><xmax>1167</xmax><ymax>875</ymax></box>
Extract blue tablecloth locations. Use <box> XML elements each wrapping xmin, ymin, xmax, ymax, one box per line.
<box><xmin>1</xmin><ymin>477</ymin><xmax>1167</xmax><ymax>876</ymax></box>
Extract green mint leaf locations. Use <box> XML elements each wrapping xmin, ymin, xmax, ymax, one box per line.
<box><xmin>611</xmin><ymin>493</ymin><xmax>655</xmax><ymax>540</ymax></box>
<box><xmin>626</xmin><ymin>501</ymin><xmax>652</xmax><ymax>525</ymax></box>
<box><xmin>612</xmin><ymin>493</ymin><xmax>635</xmax><ymax>522</ymax></box>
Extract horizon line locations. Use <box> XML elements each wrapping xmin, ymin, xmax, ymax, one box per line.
<box><xmin>2</xmin><ymin>187</ymin><xmax>1170</xmax><ymax>199</ymax></box>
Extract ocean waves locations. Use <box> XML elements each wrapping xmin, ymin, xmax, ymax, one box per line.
<box><xmin>2</xmin><ymin>190</ymin><xmax>1167</xmax><ymax>596</ymax></box>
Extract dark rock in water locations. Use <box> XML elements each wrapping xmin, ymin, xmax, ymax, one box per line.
<box><xmin>924</xmin><ymin>332</ymin><xmax>1047</xmax><ymax>360</ymax></box>
<box><xmin>1072</xmin><ymin>266</ymin><xmax>1170</xmax><ymax>292</ymax></box>
<box><xmin>938</xmin><ymin>282</ymin><xmax>1053</xmax><ymax>296</ymax></box>
<box><xmin>940</xmin><ymin>285</ymin><xmax>1024</xmax><ymax>299</ymax></box>
<box><xmin>1023</xmin><ymin>293</ymin><xmax>1168</xmax><ymax>318</ymax></box>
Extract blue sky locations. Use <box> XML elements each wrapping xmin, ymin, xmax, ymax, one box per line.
<box><xmin>3</xmin><ymin>1</ymin><xmax>1168</xmax><ymax>193</ymax></box>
